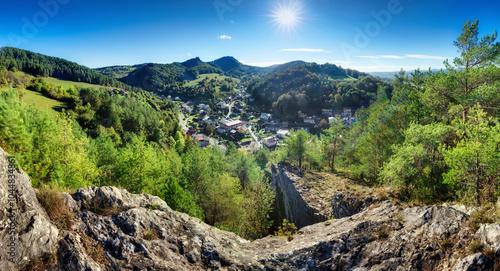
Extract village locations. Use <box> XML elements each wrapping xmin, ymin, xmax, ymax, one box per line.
<box><xmin>173</xmin><ymin>87</ymin><xmax>359</xmax><ymax>152</ymax></box>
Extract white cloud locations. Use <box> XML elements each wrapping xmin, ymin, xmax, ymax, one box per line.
<box><xmin>379</xmin><ymin>55</ymin><xmax>405</xmax><ymax>59</ymax></box>
<box><xmin>242</xmin><ymin>61</ymin><xmax>289</xmax><ymax>67</ymax></box>
<box><xmin>405</xmin><ymin>54</ymin><xmax>448</xmax><ymax>60</ymax></box>
<box><xmin>219</xmin><ymin>35</ymin><xmax>232</xmax><ymax>40</ymax></box>
<box><xmin>355</xmin><ymin>54</ymin><xmax>448</xmax><ymax>60</ymax></box>
<box><xmin>356</xmin><ymin>55</ymin><xmax>380</xmax><ymax>59</ymax></box>
<box><xmin>346</xmin><ymin>65</ymin><xmax>425</xmax><ymax>72</ymax></box>
<box><xmin>187</xmin><ymin>53</ymin><xmax>192</xmax><ymax>57</ymax></box>
<box><xmin>278</xmin><ymin>48</ymin><xmax>331</xmax><ymax>53</ymax></box>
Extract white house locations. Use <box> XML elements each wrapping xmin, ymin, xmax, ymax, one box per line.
<box><xmin>277</xmin><ymin>130</ymin><xmax>289</xmax><ymax>138</ymax></box>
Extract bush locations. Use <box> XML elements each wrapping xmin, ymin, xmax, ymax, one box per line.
<box><xmin>275</xmin><ymin>219</ymin><xmax>298</xmax><ymax>241</ymax></box>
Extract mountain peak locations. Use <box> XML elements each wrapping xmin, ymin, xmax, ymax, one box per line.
<box><xmin>181</xmin><ymin>57</ymin><xmax>203</xmax><ymax>68</ymax></box>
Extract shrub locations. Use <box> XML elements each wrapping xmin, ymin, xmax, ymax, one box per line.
<box><xmin>275</xmin><ymin>219</ymin><xmax>298</xmax><ymax>241</ymax></box>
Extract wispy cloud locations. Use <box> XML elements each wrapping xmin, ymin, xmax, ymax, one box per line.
<box><xmin>347</xmin><ymin>65</ymin><xmax>427</xmax><ymax>72</ymax></box>
<box><xmin>278</xmin><ymin>48</ymin><xmax>331</xmax><ymax>53</ymax></box>
<box><xmin>219</xmin><ymin>35</ymin><xmax>232</xmax><ymax>40</ymax></box>
<box><xmin>405</xmin><ymin>54</ymin><xmax>448</xmax><ymax>60</ymax></box>
<box><xmin>355</xmin><ymin>54</ymin><xmax>448</xmax><ymax>60</ymax></box>
<box><xmin>380</xmin><ymin>55</ymin><xmax>405</xmax><ymax>59</ymax></box>
<box><xmin>242</xmin><ymin>61</ymin><xmax>289</xmax><ymax>67</ymax></box>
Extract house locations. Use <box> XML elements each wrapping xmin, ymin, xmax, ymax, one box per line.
<box><xmin>186</xmin><ymin>130</ymin><xmax>197</xmax><ymax>136</ymax></box>
<box><xmin>218</xmin><ymin>102</ymin><xmax>229</xmax><ymax>109</ymax></box>
<box><xmin>322</xmin><ymin>109</ymin><xmax>334</xmax><ymax>117</ymax></box>
<box><xmin>277</xmin><ymin>130</ymin><xmax>289</xmax><ymax>138</ymax></box>
<box><xmin>181</xmin><ymin>104</ymin><xmax>193</xmax><ymax>113</ymax></box>
<box><xmin>298</xmin><ymin>111</ymin><xmax>307</xmax><ymax>118</ymax></box>
<box><xmin>263</xmin><ymin>136</ymin><xmax>279</xmax><ymax>150</ymax></box>
<box><xmin>328</xmin><ymin>116</ymin><xmax>338</xmax><ymax>124</ymax></box>
<box><xmin>220</xmin><ymin>119</ymin><xmax>245</xmax><ymax>131</ymax></box>
<box><xmin>303</xmin><ymin>116</ymin><xmax>316</xmax><ymax>124</ymax></box>
<box><xmin>198</xmin><ymin>104</ymin><xmax>210</xmax><ymax>111</ymax></box>
<box><xmin>265</xmin><ymin>124</ymin><xmax>281</xmax><ymax>132</ymax></box>
<box><xmin>260</xmin><ymin>113</ymin><xmax>272</xmax><ymax>121</ymax></box>
<box><xmin>237</xmin><ymin>125</ymin><xmax>249</xmax><ymax>134</ymax></box>
<box><xmin>195</xmin><ymin>135</ymin><xmax>209</xmax><ymax>148</ymax></box>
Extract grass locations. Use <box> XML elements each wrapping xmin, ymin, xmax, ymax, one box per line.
<box><xmin>35</xmin><ymin>184</ymin><xmax>73</xmax><ymax>230</ymax></box>
<box><xmin>467</xmin><ymin>208</ymin><xmax>495</xmax><ymax>232</ymax></box>
<box><xmin>183</xmin><ymin>73</ymin><xmax>240</xmax><ymax>87</ymax></box>
<box><xmin>19</xmin><ymin>88</ymin><xmax>68</xmax><ymax>114</ymax></box>
<box><xmin>21</xmin><ymin>251</ymin><xmax>57</xmax><ymax>271</ymax></box>
<box><xmin>143</xmin><ymin>229</ymin><xmax>159</xmax><ymax>240</ymax></box>
<box><xmin>42</xmin><ymin>77</ymin><xmax>116</xmax><ymax>90</ymax></box>
<box><xmin>81</xmin><ymin>234</ymin><xmax>107</xmax><ymax>265</ymax></box>
<box><xmin>468</xmin><ymin>239</ymin><xmax>483</xmax><ymax>253</ymax></box>
<box><xmin>376</xmin><ymin>227</ymin><xmax>389</xmax><ymax>240</ymax></box>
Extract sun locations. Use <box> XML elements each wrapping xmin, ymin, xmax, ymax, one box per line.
<box><xmin>270</xmin><ymin>1</ymin><xmax>304</xmax><ymax>34</ymax></box>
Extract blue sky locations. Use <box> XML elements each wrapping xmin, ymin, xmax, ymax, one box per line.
<box><xmin>1</xmin><ymin>0</ymin><xmax>499</xmax><ymax>72</ymax></box>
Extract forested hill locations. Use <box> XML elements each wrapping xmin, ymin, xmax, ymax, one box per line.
<box><xmin>94</xmin><ymin>64</ymin><xmax>147</xmax><ymax>79</ymax></box>
<box><xmin>123</xmin><ymin>58</ymin><xmax>224</xmax><ymax>92</ymax></box>
<box><xmin>0</xmin><ymin>47</ymin><xmax>135</xmax><ymax>91</ymax></box>
<box><xmin>208</xmin><ymin>56</ymin><xmax>267</xmax><ymax>79</ymax></box>
<box><xmin>121</xmin><ymin>56</ymin><xmax>266</xmax><ymax>93</ymax></box>
<box><xmin>247</xmin><ymin>61</ymin><xmax>392</xmax><ymax>119</ymax></box>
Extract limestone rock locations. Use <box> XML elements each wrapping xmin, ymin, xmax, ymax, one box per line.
<box><xmin>452</xmin><ymin>253</ymin><xmax>492</xmax><ymax>271</ymax></box>
<box><xmin>0</xmin><ymin>148</ymin><xmax>59</xmax><ymax>270</ymax></box>
<box><xmin>476</xmin><ymin>223</ymin><xmax>500</xmax><ymax>251</ymax></box>
<box><xmin>331</xmin><ymin>191</ymin><xmax>375</xmax><ymax>219</ymax></box>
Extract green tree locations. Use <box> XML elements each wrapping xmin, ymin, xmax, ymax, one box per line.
<box><xmin>426</xmin><ymin>20</ymin><xmax>500</xmax><ymax>120</ymax></box>
<box><xmin>442</xmin><ymin>106</ymin><xmax>500</xmax><ymax>205</ymax></box>
<box><xmin>380</xmin><ymin>123</ymin><xmax>454</xmax><ymax>202</ymax></box>
<box><xmin>321</xmin><ymin>118</ymin><xmax>345</xmax><ymax>171</ymax></box>
<box><xmin>280</xmin><ymin>129</ymin><xmax>313</xmax><ymax>169</ymax></box>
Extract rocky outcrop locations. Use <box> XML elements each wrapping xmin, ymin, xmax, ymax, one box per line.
<box><xmin>271</xmin><ymin>163</ymin><xmax>376</xmax><ymax>227</ymax></box>
<box><xmin>0</xmin><ymin>149</ymin><xmax>59</xmax><ymax>271</ymax></box>
<box><xmin>2</xmin><ymin>148</ymin><xmax>500</xmax><ymax>270</ymax></box>
<box><xmin>331</xmin><ymin>191</ymin><xmax>376</xmax><ymax>219</ymax></box>
<box><xmin>271</xmin><ymin>164</ymin><xmax>323</xmax><ymax>228</ymax></box>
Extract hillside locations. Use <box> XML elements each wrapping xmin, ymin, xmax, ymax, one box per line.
<box><xmin>209</xmin><ymin>56</ymin><xmax>267</xmax><ymax>79</ymax></box>
<box><xmin>0</xmin><ymin>47</ymin><xmax>136</xmax><ymax>91</ymax></box>
<box><xmin>94</xmin><ymin>64</ymin><xmax>147</xmax><ymax>79</ymax></box>
<box><xmin>247</xmin><ymin>61</ymin><xmax>392</xmax><ymax>120</ymax></box>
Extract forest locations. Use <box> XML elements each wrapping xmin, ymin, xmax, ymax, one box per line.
<box><xmin>247</xmin><ymin>61</ymin><xmax>393</xmax><ymax>119</ymax></box>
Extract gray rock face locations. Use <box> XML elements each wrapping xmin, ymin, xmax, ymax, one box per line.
<box><xmin>331</xmin><ymin>191</ymin><xmax>375</xmax><ymax>219</ymax></box>
<box><xmin>0</xmin><ymin>148</ymin><xmax>59</xmax><ymax>271</ymax></box>
<box><xmin>271</xmin><ymin>164</ymin><xmax>322</xmax><ymax>228</ymax></box>
<box><xmin>452</xmin><ymin>253</ymin><xmax>492</xmax><ymax>271</ymax></box>
<box><xmin>476</xmin><ymin>223</ymin><xmax>500</xmax><ymax>251</ymax></box>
